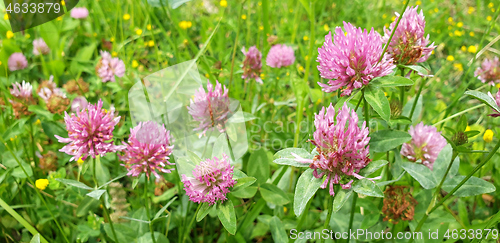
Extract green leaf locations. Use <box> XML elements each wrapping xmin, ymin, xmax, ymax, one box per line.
<box><xmin>41</xmin><ymin>121</ymin><xmax>66</xmax><ymax>143</ymax></box>
<box><xmin>332</xmin><ymin>189</ymin><xmax>352</xmax><ymax>213</ymax></box>
<box><xmin>39</xmin><ymin>21</ymin><xmax>59</xmax><ymax>51</ymax></box>
<box><xmin>30</xmin><ymin>234</ymin><xmax>41</xmax><ymax>243</ymax></box>
<box><xmin>369</xmin><ymin>130</ymin><xmax>411</xmax><ymax>153</ymax></box>
<box><xmin>137</xmin><ymin>232</ymin><xmax>169</xmax><ymax>243</ymax></box>
<box><xmin>227</xmin><ymin>112</ymin><xmax>257</xmax><ymax>123</ymax></box>
<box><xmin>273</xmin><ymin>148</ymin><xmax>312</xmax><ymax>167</ymax></box>
<box><xmin>28</xmin><ymin>105</ymin><xmax>54</xmax><ymax>120</ymax></box>
<box><xmin>197</xmin><ymin>202</ymin><xmax>213</xmax><ymax>222</ymax></box>
<box><xmin>231</xmin><ymin>186</ymin><xmax>258</xmax><ymax>198</ymax></box>
<box><xmin>154</xmin><ymin>196</ymin><xmax>177</xmax><ymax>220</ymax></box>
<box><xmin>232</xmin><ymin>177</ymin><xmax>257</xmax><ymax>191</ymax></box>
<box><xmin>12</xmin><ymin>162</ymin><xmax>33</xmax><ymax>178</ymax></box>
<box><xmin>269</xmin><ymin>216</ymin><xmax>288</xmax><ymax>243</ymax></box>
<box><xmin>401</xmin><ymin>162</ymin><xmax>437</xmax><ymax>189</ymax></box>
<box><xmin>218</xmin><ymin>199</ymin><xmax>236</xmax><ymax>235</ymax></box>
<box><xmin>103</xmin><ymin>223</ymin><xmax>136</xmax><ymax>242</ymax></box>
<box><xmin>247</xmin><ymin>148</ymin><xmax>270</xmax><ymax>184</ymax></box>
<box><xmin>86</xmin><ymin>190</ymin><xmax>106</xmax><ymax>200</ymax></box>
<box><xmin>442</xmin><ymin>176</ymin><xmax>496</xmax><ymax>197</ymax></box>
<box><xmin>120</xmin><ymin>216</ymin><xmax>150</xmax><ymax>224</ymax></box>
<box><xmin>56</xmin><ymin>178</ymin><xmax>93</xmax><ymax>190</ymax></box>
<box><xmin>352</xmin><ymin>179</ymin><xmax>384</xmax><ymax>197</ymax></box>
<box><xmin>402</xmin><ymin>95</ymin><xmax>423</xmax><ymax>123</ymax></box>
<box><xmin>358</xmin><ymin>160</ymin><xmax>388</xmax><ymax>177</ymax></box>
<box><xmin>370</xmin><ymin>76</ymin><xmax>414</xmax><ymax>87</ymax></box>
<box><xmin>364</xmin><ymin>86</ymin><xmax>391</xmax><ymax>122</ymax></box>
<box><xmin>294</xmin><ymin>169</ymin><xmax>323</xmax><ymax>216</ymax></box>
<box><xmin>0</xmin><ymin>198</ymin><xmax>48</xmax><ymax>243</ymax></box>
<box><xmin>464</xmin><ymin>90</ymin><xmax>500</xmax><ymax>113</ymax></box>
<box><xmin>400</xmin><ymin>64</ymin><xmax>430</xmax><ymax>76</ymax></box>
<box><xmin>360</xmin><ymin>213</ymin><xmax>380</xmax><ymax>229</ymax></box>
<box><xmin>457</xmin><ymin>115</ymin><xmax>467</xmax><ymax>132</ymax></box>
<box><xmin>260</xmin><ymin>183</ymin><xmax>290</xmax><ymax>206</ymax></box>
<box><xmin>76</xmin><ymin>196</ymin><xmax>100</xmax><ymax>217</ymax></box>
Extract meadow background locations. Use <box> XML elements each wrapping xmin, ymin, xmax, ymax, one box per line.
<box><xmin>0</xmin><ymin>0</ymin><xmax>500</xmax><ymax>242</ymax></box>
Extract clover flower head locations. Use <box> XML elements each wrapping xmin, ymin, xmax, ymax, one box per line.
<box><xmin>55</xmin><ymin>99</ymin><xmax>124</xmax><ymax>161</ymax></box>
<box><xmin>475</xmin><ymin>57</ymin><xmax>500</xmax><ymax>86</ymax></box>
<box><xmin>33</xmin><ymin>38</ymin><xmax>50</xmax><ymax>56</ymax></box>
<box><xmin>8</xmin><ymin>52</ymin><xmax>28</xmax><ymax>71</ymax></box>
<box><xmin>71</xmin><ymin>7</ymin><xmax>89</xmax><ymax>19</ymax></box>
<box><xmin>71</xmin><ymin>96</ymin><xmax>89</xmax><ymax>112</ymax></box>
<box><xmin>188</xmin><ymin>80</ymin><xmax>230</xmax><ymax>136</ymax></box>
<box><xmin>382</xmin><ymin>6</ymin><xmax>436</xmax><ymax>65</ymax></box>
<box><xmin>96</xmin><ymin>51</ymin><xmax>126</xmax><ymax>82</ymax></box>
<box><xmin>10</xmin><ymin>81</ymin><xmax>33</xmax><ymax>99</ymax></box>
<box><xmin>181</xmin><ymin>154</ymin><xmax>236</xmax><ymax>205</ymax></box>
<box><xmin>266</xmin><ymin>44</ymin><xmax>295</xmax><ymax>68</ymax></box>
<box><xmin>401</xmin><ymin>122</ymin><xmax>447</xmax><ymax>170</ymax></box>
<box><xmin>317</xmin><ymin>22</ymin><xmax>395</xmax><ymax>96</ymax></box>
<box><xmin>293</xmin><ymin>103</ymin><xmax>371</xmax><ymax>196</ymax></box>
<box><xmin>120</xmin><ymin>121</ymin><xmax>174</xmax><ymax>178</ymax></box>
<box><xmin>242</xmin><ymin>46</ymin><xmax>263</xmax><ymax>84</ymax></box>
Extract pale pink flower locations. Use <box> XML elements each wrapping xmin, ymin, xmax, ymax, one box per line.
<box><xmin>182</xmin><ymin>154</ymin><xmax>236</xmax><ymax>205</ymax></box>
<box><xmin>382</xmin><ymin>6</ymin><xmax>436</xmax><ymax>65</ymax></box>
<box><xmin>10</xmin><ymin>81</ymin><xmax>33</xmax><ymax>99</ymax></box>
<box><xmin>187</xmin><ymin>81</ymin><xmax>230</xmax><ymax>136</ymax></box>
<box><xmin>293</xmin><ymin>103</ymin><xmax>371</xmax><ymax>196</ymax></box>
<box><xmin>242</xmin><ymin>46</ymin><xmax>263</xmax><ymax>84</ymax></box>
<box><xmin>71</xmin><ymin>96</ymin><xmax>88</xmax><ymax>112</ymax></box>
<box><xmin>475</xmin><ymin>57</ymin><xmax>500</xmax><ymax>86</ymax></box>
<box><xmin>96</xmin><ymin>51</ymin><xmax>126</xmax><ymax>82</ymax></box>
<box><xmin>8</xmin><ymin>53</ymin><xmax>28</xmax><ymax>71</ymax></box>
<box><xmin>55</xmin><ymin>99</ymin><xmax>124</xmax><ymax>161</ymax></box>
<box><xmin>33</xmin><ymin>38</ymin><xmax>50</xmax><ymax>56</ymax></box>
<box><xmin>71</xmin><ymin>7</ymin><xmax>89</xmax><ymax>19</ymax></box>
<box><xmin>120</xmin><ymin>121</ymin><xmax>174</xmax><ymax>178</ymax></box>
<box><xmin>266</xmin><ymin>44</ymin><xmax>295</xmax><ymax>68</ymax></box>
<box><xmin>317</xmin><ymin>22</ymin><xmax>395</xmax><ymax>96</ymax></box>
<box><xmin>37</xmin><ymin>76</ymin><xmax>66</xmax><ymax>102</ymax></box>
<box><xmin>401</xmin><ymin>122</ymin><xmax>447</xmax><ymax>170</ymax></box>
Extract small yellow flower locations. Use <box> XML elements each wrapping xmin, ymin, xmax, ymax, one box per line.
<box><xmin>298</xmin><ymin>66</ymin><xmax>304</xmax><ymax>72</ymax></box>
<box><xmin>385</xmin><ymin>23</ymin><xmax>389</xmax><ymax>28</ymax></box>
<box><xmin>35</xmin><ymin>179</ymin><xmax>49</xmax><ymax>190</ymax></box>
<box><xmin>446</xmin><ymin>55</ymin><xmax>454</xmax><ymax>61</ymax></box>
<box><xmin>284</xmin><ymin>207</ymin><xmax>288</xmax><ymax>213</ymax></box>
<box><xmin>496</xmin><ymin>83</ymin><xmax>500</xmax><ymax>89</ymax></box>
<box><xmin>10</xmin><ymin>137</ymin><xmax>14</xmax><ymax>141</ymax></box>
<box><xmin>289</xmin><ymin>8</ymin><xmax>293</xmax><ymax>13</ymax></box>
<box><xmin>286</xmin><ymin>72</ymin><xmax>290</xmax><ymax>76</ymax></box>
<box><xmin>416</xmin><ymin>0</ymin><xmax>421</xmax><ymax>5</ymax></box>
<box><xmin>241</xmin><ymin>14</ymin><xmax>247</xmax><ymax>20</ymax></box>
<box><xmin>123</xmin><ymin>14</ymin><xmax>131</xmax><ymax>20</ymax></box>
<box><xmin>111</xmin><ymin>51</ymin><xmax>118</xmax><ymax>57</ymax></box>
<box><xmin>491</xmin><ymin>8</ymin><xmax>495</xmax><ymax>12</ymax></box>
<box><xmin>457</xmin><ymin>22</ymin><xmax>463</xmax><ymax>28</ymax></box>
<box><xmin>77</xmin><ymin>157</ymin><xmax>84</xmax><ymax>165</ymax></box>
<box><xmin>303</xmin><ymin>35</ymin><xmax>309</xmax><ymax>41</ymax></box>
<box><xmin>305</xmin><ymin>55</ymin><xmax>309</xmax><ymax>61</ymax></box>
<box><xmin>487</xmin><ymin>16</ymin><xmax>492</xmax><ymax>21</ymax></box>
<box><xmin>220</xmin><ymin>0</ymin><xmax>227</xmax><ymax>7</ymax></box>
<box><xmin>324</xmin><ymin>24</ymin><xmax>329</xmax><ymax>32</ymax></box>
<box><xmin>431</xmin><ymin>50</ymin><xmax>435</xmax><ymax>54</ymax></box>
<box><xmin>467</xmin><ymin>45</ymin><xmax>477</xmax><ymax>53</ymax></box>
<box><xmin>147</xmin><ymin>24</ymin><xmax>152</xmax><ymax>30</ymax></box>
<box><xmin>93</xmin><ymin>33</ymin><xmax>97</xmax><ymax>37</ymax></box>
<box><xmin>391</xmin><ymin>16</ymin><xmax>396</xmax><ymax>21</ymax></box>
<box><xmin>0</xmin><ymin>61</ymin><xmax>2</xmax><ymax>66</ymax></box>
<box><xmin>183</xmin><ymin>39</ymin><xmax>188</xmax><ymax>45</ymax></box>
<box><xmin>110</xmin><ymin>37</ymin><xmax>115</xmax><ymax>42</ymax></box>
<box><xmin>382</xmin><ymin>14</ymin><xmax>387</xmax><ymax>19</ymax></box>
<box><xmin>465</xmin><ymin>126</ymin><xmax>471</xmax><ymax>132</ymax></box>
<box><xmin>489</xmin><ymin>2</ymin><xmax>494</xmax><ymax>8</ymax></box>
<box><xmin>449</xmin><ymin>32</ymin><xmax>454</xmax><ymax>37</ymax></box>
<box><xmin>259</xmin><ymin>26</ymin><xmax>264</xmax><ymax>31</ymax></box>
<box><xmin>6</xmin><ymin>31</ymin><xmax>14</xmax><ymax>39</ymax></box>
<box><xmin>454</xmin><ymin>30</ymin><xmax>462</xmax><ymax>36</ymax></box>
<box><xmin>132</xmin><ymin>60</ymin><xmax>139</xmax><ymax>68</ymax></box>
<box><xmin>4</xmin><ymin>13</ymin><xmax>9</xmax><ymax>20</ymax></box>
<box><xmin>205</xmin><ymin>73</ymin><xmax>209</xmax><ymax>78</ymax></box>
<box><xmin>453</xmin><ymin>63</ymin><xmax>463</xmax><ymax>71</ymax></box>
<box><xmin>258</xmin><ymin>2</ymin><xmax>262</xmax><ymax>6</ymax></box>
<box><xmin>34</xmin><ymin>119</ymin><xmax>41</xmax><ymax>125</ymax></box>
<box><xmin>25</xmin><ymin>34</ymin><xmax>30</xmax><ymax>39</ymax></box>
<box><xmin>434</xmin><ymin>8</ymin><xmax>439</xmax><ymax>13</ymax></box>
<box><xmin>384</xmin><ymin>92</ymin><xmax>388</xmax><ymax>97</ymax></box>
<box><xmin>483</xmin><ymin>129</ymin><xmax>493</xmax><ymax>143</ymax></box>
<box><xmin>135</xmin><ymin>29</ymin><xmax>143</xmax><ymax>35</ymax></box>
<box><xmin>61</xmin><ymin>0</ymin><xmax>65</xmax><ymax>6</ymax></box>
<box><xmin>260</xmin><ymin>73</ymin><xmax>265</xmax><ymax>79</ymax></box>
<box><xmin>468</xmin><ymin>6</ymin><xmax>475</xmax><ymax>14</ymax></box>
<box><xmin>179</xmin><ymin>21</ymin><xmax>192</xmax><ymax>30</ymax></box>
<box><xmin>469</xmin><ymin>32</ymin><xmax>475</xmax><ymax>37</ymax></box>
<box><xmin>461</xmin><ymin>46</ymin><xmax>467</xmax><ymax>52</ymax></box>
<box><xmin>448</xmin><ymin>17</ymin><xmax>454</xmax><ymax>23</ymax></box>
<box><xmin>56</xmin><ymin>16</ymin><xmax>63</xmax><ymax>21</ymax></box>
<box><xmin>148</xmin><ymin>40</ymin><xmax>154</xmax><ymax>47</ymax></box>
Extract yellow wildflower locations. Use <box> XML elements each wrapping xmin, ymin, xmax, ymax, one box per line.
<box><xmin>61</xmin><ymin>0</ymin><xmax>65</xmax><ymax>6</ymax></box>
<box><xmin>259</xmin><ymin>26</ymin><xmax>264</xmax><ymax>31</ymax></box>
<box><xmin>147</xmin><ymin>24</ymin><xmax>152</xmax><ymax>30</ymax></box>
<box><xmin>6</xmin><ymin>31</ymin><xmax>14</xmax><ymax>39</ymax></box>
<box><xmin>489</xmin><ymin>2</ymin><xmax>494</xmax><ymax>8</ymax></box>
<box><xmin>461</xmin><ymin>46</ymin><xmax>466</xmax><ymax>52</ymax></box>
<box><xmin>77</xmin><ymin>157</ymin><xmax>84</xmax><ymax>165</ymax></box>
<box><xmin>135</xmin><ymin>29</ymin><xmax>143</xmax><ymax>35</ymax></box>
<box><xmin>241</xmin><ymin>14</ymin><xmax>247</xmax><ymax>20</ymax></box>
<box><xmin>467</xmin><ymin>45</ymin><xmax>477</xmax><ymax>53</ymax></box>
<box><xmin>457</xmin><ymin>22</ymin><xmax>463</xmax><ymax>28</ymax></box>
<box><xmin>260</xmin><ymin>73</ymin><xmax>265</xmax><ymax>79</ymax></box>
<box><xmin>132</xmin><ymin>60</ymin><xmax>139</xmax><ymax>68</ymax></box>
<box><xmin>446</xmin><ymin>55</ymin><xmax>454</xmax><ymax>61</ymax></box>
<box><xmin>303</xmin><ymin>35</ymin><xmax>309</xmax><ymax>41</ymax></box>
<box><xmin>468</xmin><ymin>6</ymin><xmax>475</xmax><ymax>14</ymax></box>
<box><xmin>324</xmin><ymin>24</ymin><xmax>329</xmax><ymax>32</ymax></box>
<box><xmin>453</xmin><ymin>63</ymin><xmax>463</xmax><ymax>71</ymax></box>
<box><xmin>4</xmin><ymin>14</ymin><xmax>9</xmax><ymax>20</ymax></box>
<box><xmin>148</xmin><ymin>40</ymin><xmax>154</xmax><ymax>47</ymax></box>
<box><xmin>416</xmin><ymin>0</ymin><xmax>421</xmax><ymax>5</ymax></box>
<box><xmin>465</xmin><ymin>126</ymin><xmax>471</xmax><ymax>132</ymax></box>
<box><xmin>123</xmin><ymin>14</ymin><xmax>130</xmax><ymax>20</ymax></box>
<box><xmin>35</xmin><ymin>179</ymin><xmax>49</xmax><ymax>190</ymax></box>
<box><xmin>112</xmin><ymin>51</ymin><xmax>118</xmax><ymax>57</ymax></box>
<box><xmin>469</xmin><ymin>32</ymin><xmax>475</xmax><ymax>37</ymax></box>
<box><xmin>220</xmin><ymin>0</ymin><xmax>227</xmax><ymax>7</ymax></box>
<box><xmin>483</xmin><ymin>129</ymin><xmax>493</xmax><ymax>143</ymax></box>
<box><xmin>487</xmin><ymin>16</ymin><xmax>492</xmax><ymax>21</ymax></box>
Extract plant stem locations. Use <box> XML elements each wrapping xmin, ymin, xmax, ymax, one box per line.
<box><xmin>94</xmin><ymin>156</ymin><xmax>119</xmax><ymax>243</ymax></box>
<box><xmin>405</xmin><ymin>77</ymin><xmax>427</xmax><ymax>130</ymax></box>
<box><xmin>409</xmin><ymin>139</ymin><xmax>500</xmax><ymax>242</ymax></box>
<box><xmin>296</xmin><ymin>196</ymin><xmax>313</xmax><ymax>232</ymax></box>
<box><xmin>433</xmin><ymin>104</ymin><xmax>485</xmax><ymax>127</ymax></box>
<box><xmin>182</xmin><ymin>203</ymin><xmax>202</xmax><ymax>243</ymax></box>
<box><xmin>0</xmin><ymin>197</ymin><xmax>49</xmax><ymax>243</ymax></box>
<box><xmin>321</xmin><ymin>194</ymin><xmax>335</xmax><ymax>243</ymax></box>
<box><xmin>348</xmin><ymin>193</ymin><xmax>358</xmax><ymax>233</ymax></box>
<box><xmin>144</xmin><ymin>176</ymin><xmax>157</xmax><ymax>243</ymax></box>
